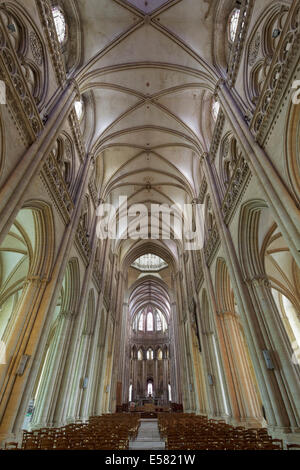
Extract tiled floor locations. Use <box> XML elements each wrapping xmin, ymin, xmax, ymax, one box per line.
<box><xmin>129</xmin><ymin>419</ymin><xmax>165</xmax><ymax>450</ymax></box>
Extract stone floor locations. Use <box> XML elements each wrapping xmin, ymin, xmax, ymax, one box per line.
<box><xmin>129</xmin><ymin>419</ymin><xmax>165</xmax><ymax>450</ymax></box>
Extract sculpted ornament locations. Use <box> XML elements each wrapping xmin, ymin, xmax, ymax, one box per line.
<box><xmin>248</xmin><ymin>32</ymin><xmax>261</xmax><ymax>67</ymax></box>
<box><xmin>30</xmin><ymin>31</ymin><xmax>43</xmax><ymax>66</ymax></box>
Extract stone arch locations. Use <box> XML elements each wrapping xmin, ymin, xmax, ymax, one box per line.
<box><xmin>212</xmin><ymin>0</ymin><xmax>240</xmax><ymax>74</ymax></box>
<box><xmin>238</xmin><ymin>199</ymin><xmax>269</xmax><ymax>280</ymax></box>
<box><xmin>56</xmin><ymin>0</ymin><xmax>82</xmax><ymax>74</ymax></box>
<box><xmin>0</xmin><ymin>201</ymin><xmax>54</xmax><ymax>341</ymax></box>
<box><xmin>238</xmin><ymin>199</ymin><xmax>300</xmax><ymax>426</ymax></box>
<box><xmin>243</xmin><ymin>2</ymin><xmax>290</xmax><ymax>108</ymax></box>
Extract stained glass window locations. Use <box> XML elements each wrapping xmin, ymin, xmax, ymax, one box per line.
<box><xmin>75</xmin><ymin>100</ymin><xmax>83</xmax><ymax>120</ymax></box>
<box><xmin>212</xmin><ymin>100</ymin><xmax>220</xmax><ymax>121</ymax></box>
<box><xmin>138</xmin><ymin>349</ymin><xmax>143</xmax><ymax>360</ymax></box>
<box><xmin>147</xmin><ymin>348</ymin><xmax>153</xmax><ymax>360</ymax></box>
<box><xmin>147</xmin><ymin>312</ymin><xmax>153</xmax><ymax>331</ymax></box>
<box><xmin>138</xmin><ymin>313</ymin><xmax>144</xmax><ymax>331</ymax></box>
<box><xmin>229</xmin><ymin>8</ymin><xmax>240</xmax><ymax>43</ymax></box>
<box><xmin>52</xmin><ymin>7</ymin><xmax>66</xmax><ymax>44</ymax></box>
<box><xmin>156</xmin><ymin>313</ymin><xmax>162</xmax><ymax>331</ymax></box>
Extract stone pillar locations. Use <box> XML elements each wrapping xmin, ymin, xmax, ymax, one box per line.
<box><xmin>79</xmin><ymin>292</ymin><xmax>105</xmax><ymax>420</ymax></box>
<box><xmin>1</xmin><ymin>151</ymin><xmax>95</xmax><ymax>443</ymax></box>
<box><xmin>217</xmin><ymin>310</ymin><xmax>263</xmax><ymax>426</ymax></box>
<box><xmin>92</xmin><ymin>308</ymin><xmax>109</xmax><ymax>416</ymax></box>
<box><xmin>246</xmin><ymin>276</ymin><xmax>300</xmax><ymax>431</ymax></box>
<box><xmin>31</xmin><ymin>311</ymin><xmax>74</xmax><ymax>428</ymax></box>
<box><xmin>0</xmin><ymin>276</ymin><xmax>48</xmax><ymax>439</ymax></box>
<box><xmin>202</xmin><ymin>153</ymin><xmax>299</xmax><ymax>432</ymax></box>
<box><xmin>108</xmin><ymin>271</ymin><xmax>126</xmax><ymax>412</ymax></box>
<box><xmin>51</xmin><ymin>210</ymin><xmax>99</xmax><ymax>425</ymax></box>
<box><xmin>198</xmin><ymin>254</ymin><xmax>232</xmax><ymax>420</ymax></box>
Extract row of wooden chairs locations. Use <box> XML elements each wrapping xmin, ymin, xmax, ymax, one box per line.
<box><xmin>158</xmin><ymin>414</ymin><xmax>299</xmax><ymax>451</ymax></box>
<box><xmin>16</xmin><ymin>413</ymin><xmax>140</xmax><ymax>450</ymax></box>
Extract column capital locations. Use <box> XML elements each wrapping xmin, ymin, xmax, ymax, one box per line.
<box><xmin>25</xmin><ymin>275</ymin><xmax>48</xmax><ymax>287</ymax></box>
<box><xmin>245</xmin><ymin>275</ymin><xmax>271</xmax><ymax>288</ymax></box>
<box><xmin>61</xmin><ymin>309</ymin><xmax>75</xmax><ymax>316</ymax></box>
<box><xmin>217</xmin><ymin>309</ymin><xmax>238</xmax><ymax>319</ymax></box>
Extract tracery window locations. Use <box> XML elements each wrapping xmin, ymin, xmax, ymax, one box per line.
<box><xmin>212</xmin><ymin>100</ymin><xmax>220</xmax><ymax>121</ymax></box>
<box><xmin>138</xmin><ymin>349</ymin><xmax>143</xmax><ymax>360</ymax></box>
<box><xmin>156</xmin><ymin>313</ymin><xmax>162</xmax><ymax>331</ymax></box>
<box><xmin>147</xmin><ymin>348</ymin><xmax>154</xmax><ymax>360</ymax></box>
<box><xmin>74</xmin><ymin>100</ymin><xmax>83</xmax><ymax>121</ymax></box>
<box><xmin>229</xmin><ymin>8</ymin><xmax>240</xmax><ymax>43</ymax></box>
<box><xmin>147</xmin><ymin>312</ymin><xmax>154</xmax><ymax>331</ymax></box>
<box><xmin>168</xmin><ymin>384</ymin><xmax>172</xmax><ymax>402</ymax></box>
<box><xmin>52</xmin><ymin>7</ymin><xmax>66</xmax><ymax>44</ymax></box>
<box><xmin>138</xmin><ymin>314</ymin><xmax>144</xmax><ymax>331</ymax></box>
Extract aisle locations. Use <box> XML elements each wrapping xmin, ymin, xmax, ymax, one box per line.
<box><xmin>129</xmin><ymin>419</ymin><xmax>165</xmax><ymax>450</ymax></box>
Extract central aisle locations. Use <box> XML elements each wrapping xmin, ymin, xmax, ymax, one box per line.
<box><xmin>129</xmin><ymin>419</ymin><xmax>165</xmax><ymax>450</ymax></box>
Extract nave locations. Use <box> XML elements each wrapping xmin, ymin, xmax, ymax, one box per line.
<box><xmin>3</xmin><ymin>412</ymin><xmax>299</xmax><ymax>451</ymax></box>
<box><xmin>0</xmin><ymin>0</ymin><xmax>299</xmax><ymax>452</ymax></box>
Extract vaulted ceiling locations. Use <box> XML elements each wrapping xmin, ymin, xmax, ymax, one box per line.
<box><xmin>74</xmin><ymin>0</ymin><xmax>228</xmax><ymax>262</ymax></box>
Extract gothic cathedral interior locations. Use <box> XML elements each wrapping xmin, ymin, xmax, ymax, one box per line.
<box><xmin>0</xmin><ymin>0</ymin><xmax>299</xmax><ymax>451</ymax></box>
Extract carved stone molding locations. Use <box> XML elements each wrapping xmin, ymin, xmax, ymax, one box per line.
<box><xmin>89</xmin><ymin>179</ymin><xmax>98</xmax><ymax>208</ymax></box>
<box><xmin>227</xmin><ymin>0</ymin><xmax>254</xmax><ymax>87</ymax></box>
<box><xmin>204</xmin><ymin>224</ymin><xmax>220</xmax><ymax>266</ymax></box>
<box><xmin>75</xmin><ymin>223</ymin><xmax>91</xmax><ymax>265</ymax></box>
<box><xmin>29</xmin><ymin>31</ymin><xmax>43</xmax><ymax>66</ymax></box>
<box><xmin>221</xmin><ymin>156</ymin><xmax>251</xmax><ymax>224</ymax></box>
<box><xmin>245</xmin><ymin>276</ymin><xmax>271</xmax><ymax>288</ymax></box>
<box><xmin>69</xmin><ymin>109</ymin><xmax>85</xmax><ymax>162</ymax></box>
<box><xmin>198</xmin><ymin>178</ymin><xmax>207</xmax><ymax>204</ymax></box>
<box><xmin>35</xmin><ymin>0</ymin><xmax>66</xmax><ymax>87</ymax></box>
<box><xmin>248</xmin><ymin>31</ymin><xmax>261</xmax><ymax>67</ymax></box>
<box><xmin>41</xmin><ymin>152</ymin><xmax>74</xmax><ymax>224</ymax></box>
<box><xmin>0</xmin><ymin>18</ymin><xmax>43</xmax><ymax>143</ymax></box>
<box><xmin>210</xmin><ymin>111</ymin><xmax>225</xmax><ymax>161</ymax></box>
<box><xmin>251</xmin><ymin>2</ymin><xmax>300</xmax><ymax>144</ymax></box>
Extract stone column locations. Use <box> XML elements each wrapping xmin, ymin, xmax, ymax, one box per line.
<box><xmin>92</xmin><ymin>308</ymin><xmax>109</xmax><ymax>416</ymax></box>
<box><xmin>202</xmin><ymin>153</ymin><xmax>299</xmax><ymax>432</ymax></box>
<box><xmin>51</xmin><ymin>210</ymin><xmax>99</xmax><ymax>425</ymax></box>
<box><xmin>31</xmin><ymin>310</ymin><xmax>74</xmax><ymax>428</ymax></box>
<box><xmin>0</xmin><ymin>276</ymin><xmax>48</xmax><ymax>440</ymax></box>
<box><xmin>217</xmin><ymin>310</ymin><xmax>263</xmax><ymax>426</ymax></box>
<box><xmin>5</xmin><ymin>151</ymin><xmax>95</xmax><ymax>439</ymax></box>
<box><xmin>108</xmin><ymin>271</ymin><xmax>126</xmax><ymax>412</ymax></box>
<box><xmin>198</xmin><ymin>253</ymin><xmax>232</xmax><ymax>420</ymax></box>
<box><xmin>246</xmin><ymin>276</ymin><xmax>300</xmax><ymax>431</ymax></box>
<box><xmin>79</xmin><ymin>291</ymin><xmax>105</xmax><ymax>420</ymax></box>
